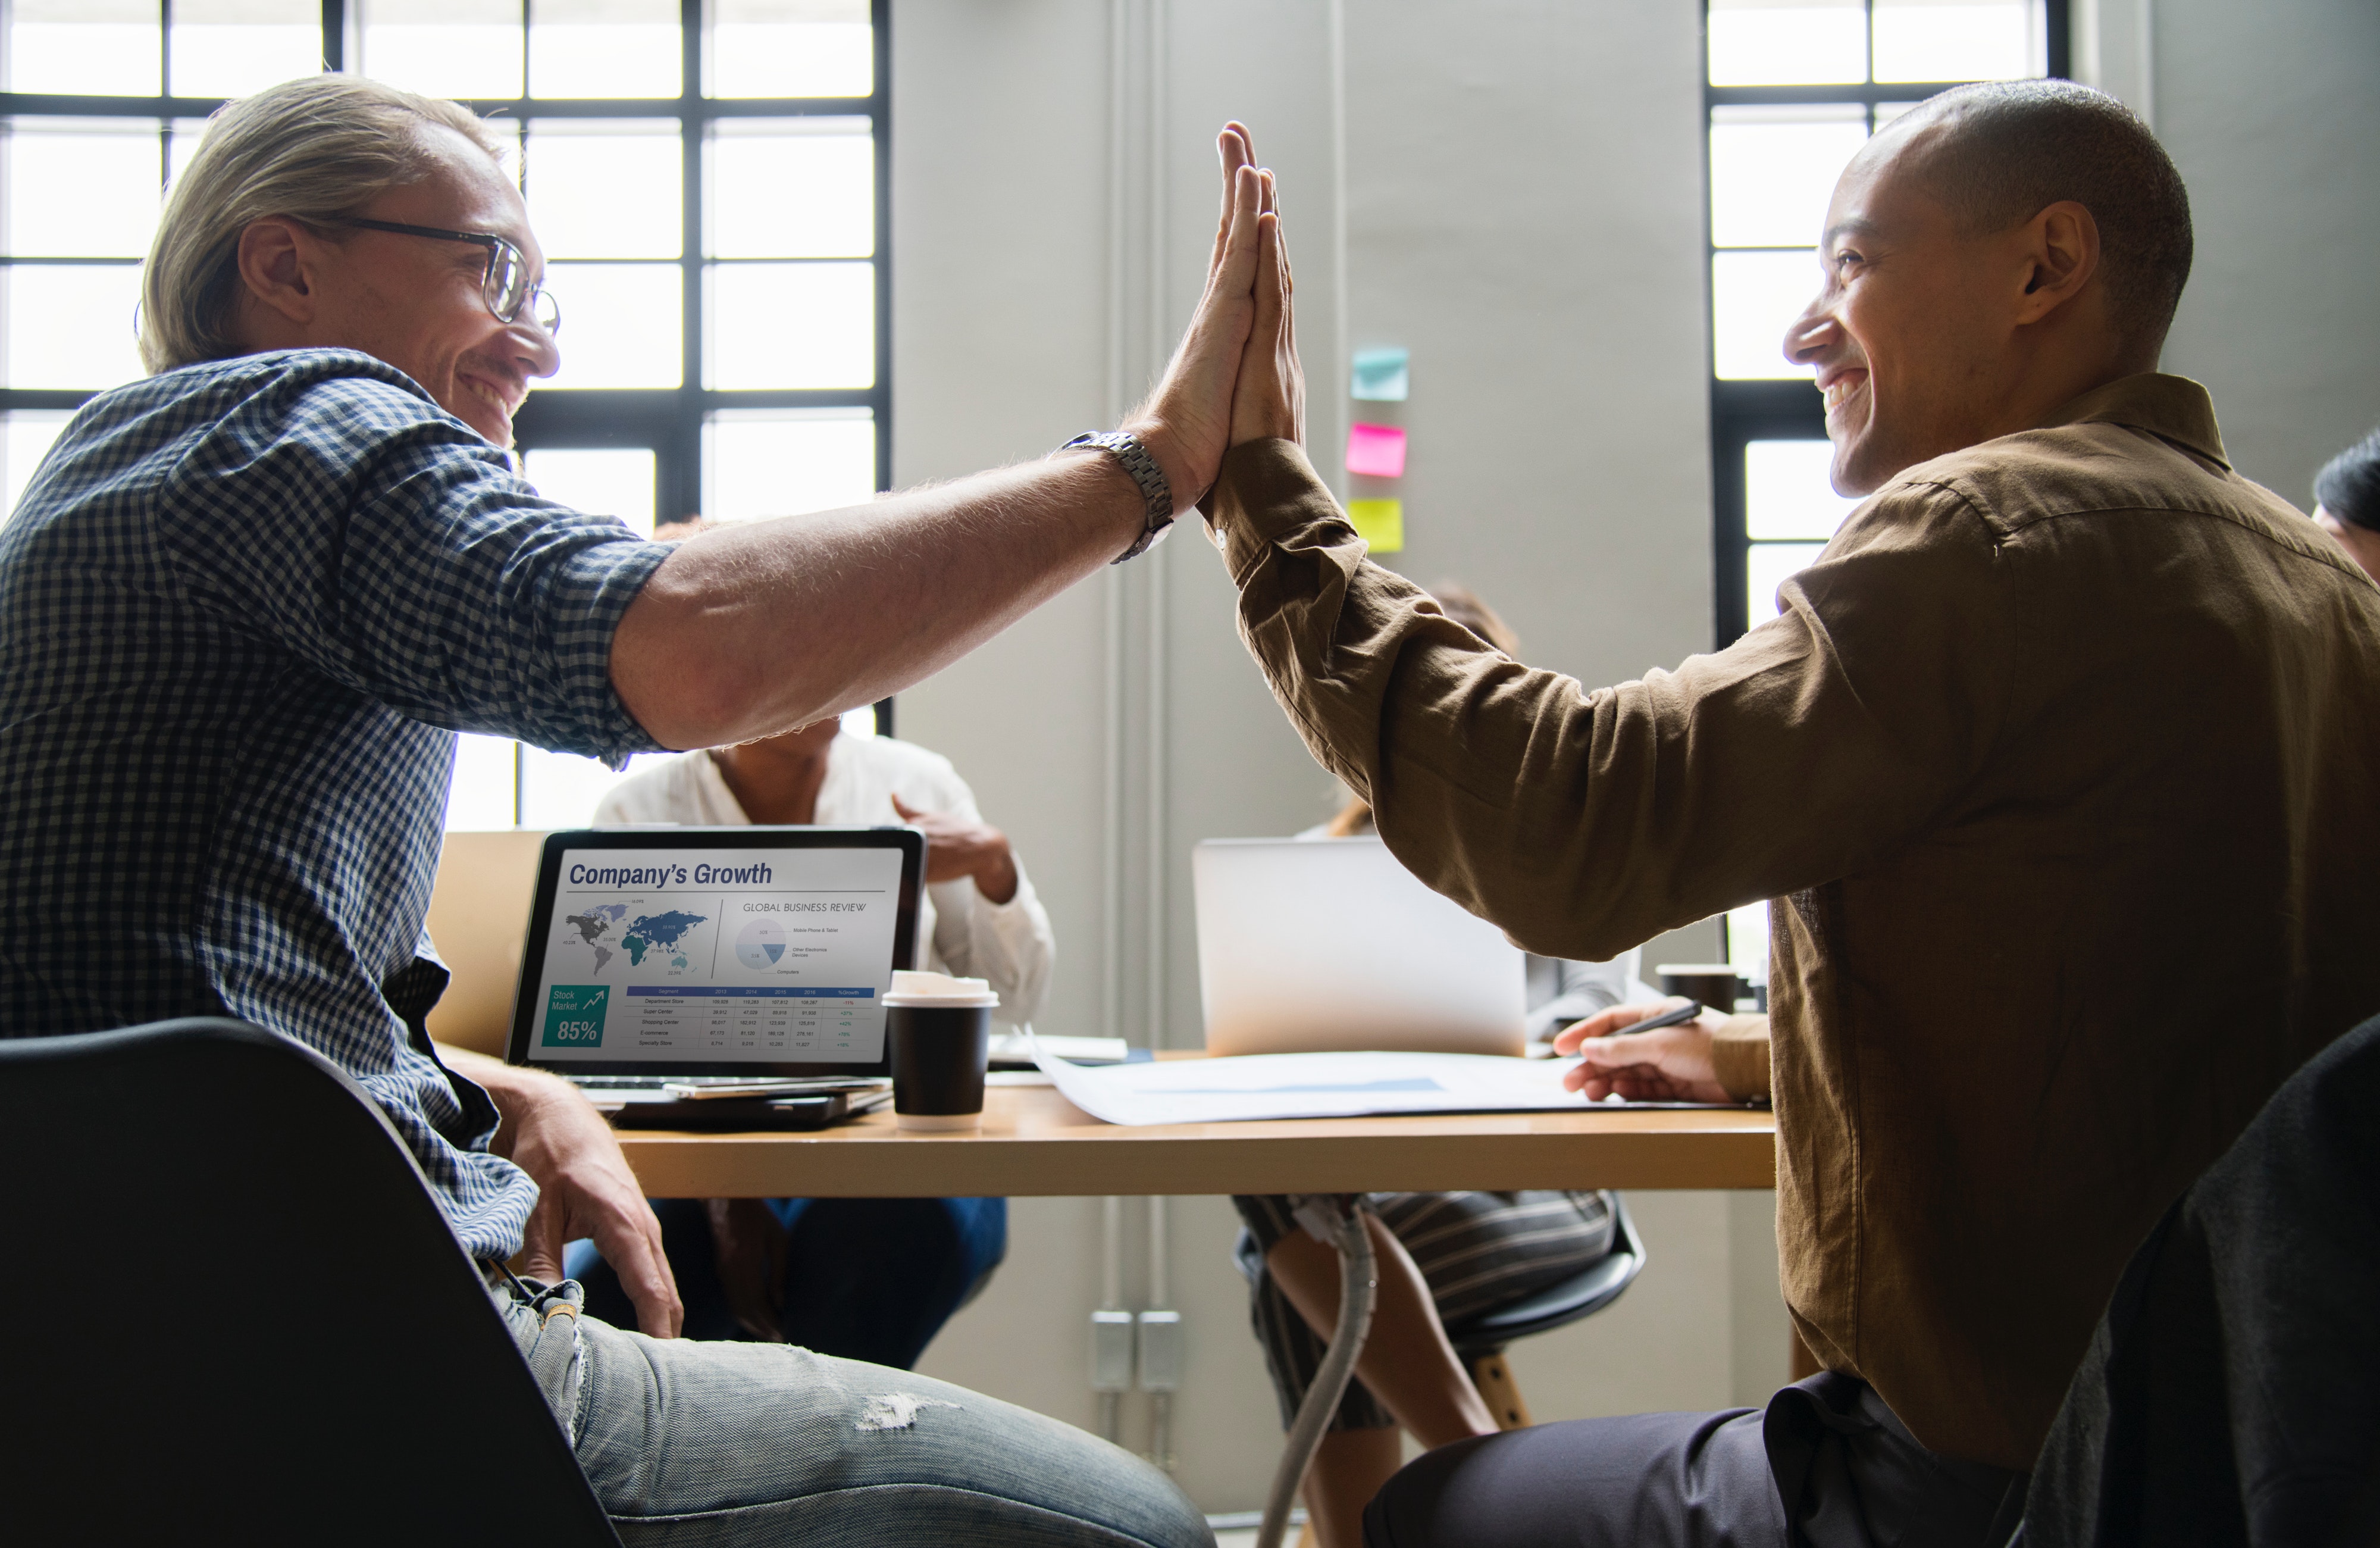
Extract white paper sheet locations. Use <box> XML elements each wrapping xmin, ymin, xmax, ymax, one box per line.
<box><xmin>1030</xmin><ymin>1042</ymin><xmax>1650</xmax><ymax>1126</ymax></box>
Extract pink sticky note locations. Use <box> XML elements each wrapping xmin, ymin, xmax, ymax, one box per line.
<box><xmin>1345</xmin><ymin>422</ymin><xmax>1408</xmax><ymax>479</ymax></box>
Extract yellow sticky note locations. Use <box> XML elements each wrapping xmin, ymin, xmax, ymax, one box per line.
<box><xmin>1347</xmin><ymin>498</ymin><xmax>1404</xmax><ymax>553</ymax></box>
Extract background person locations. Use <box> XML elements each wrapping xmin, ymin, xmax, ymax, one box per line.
<box><xmin>2312</xmin><ymin>427</ymin><xmax>2380</xmax><ymax>582</ymax></box>
<box><xmin>1242</xmin><ymin>580</ymin><xmax>1640</xmax><ymax>1548</ymax></box>
<box><xmin>1208</xmin><ymin>85</ymin><xmax>2380</xmax><ymax>1546</ymax></box>
<box><xmin>0</xmin><ymin>74</ymin><xmax>1273</xmax><ymax>1545</ymax></box>
<box><xmin>575</xmin><ymin>564</ymin><xmax>1053</xmax><ymax>1365</ymax></box>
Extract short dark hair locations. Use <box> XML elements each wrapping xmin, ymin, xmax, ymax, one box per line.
<box><xmin>1896</xmin><ymin>79</ymin><xmax>2194</xmax><ymax>355</ymax></box>
<box><xmin>2315</xmin><ymin>430</ymin><xmax>2380</xmax><ymax>533</ymax></box>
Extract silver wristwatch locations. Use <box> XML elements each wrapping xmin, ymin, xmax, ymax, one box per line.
<box><xmin>1059</xmin><ymin>430</ymin><xmax>1175</xmax><ymax>562</ymax></box>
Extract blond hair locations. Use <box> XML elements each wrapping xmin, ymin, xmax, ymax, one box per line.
<box><xmin>139</xmin><ymin>75</ymin><xmax>507</xmax><ymax>375</ymax></box>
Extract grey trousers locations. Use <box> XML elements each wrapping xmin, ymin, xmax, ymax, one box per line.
<box><xmin>1364</xmin><ymin>1372</ymin><xmax>2028</xmax><ymax>1548</ymax></box>
<box><xmin>493</xmin><ymin>1272</ymin><xmax>1211</xmax><ymax>1546</ymax></box>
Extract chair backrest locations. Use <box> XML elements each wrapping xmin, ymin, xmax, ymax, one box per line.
<box><xmin>0</xmin><ymin>1018</ymin><xmax>621</xmax><ymax>1546</ymax></box>
<box><xmin>2022</xmin><ymin>1011</ymin><xmax>2380</xmax><ymax>1547</ymax></box>
<box><xmin>1445</xmin><ymin>1193</ymin><xmax>1648</xmax><ymax>1358</ymax></box>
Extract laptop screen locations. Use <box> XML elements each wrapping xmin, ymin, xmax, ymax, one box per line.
<box><xmin>505</xmin><ymin>828</ymin><xmax>923</xmax><ymax>1077</ymax></box>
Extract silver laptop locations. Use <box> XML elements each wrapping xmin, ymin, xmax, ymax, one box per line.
<box><xmin>1191</xmin><ymin>836</ymin><xmax>1527</xmax><ymax>1058</ymax></box>
<box><xmin>503</xmin><ymin>827</ymin><xmax>923</xmax><ymax>1101</ymax></box>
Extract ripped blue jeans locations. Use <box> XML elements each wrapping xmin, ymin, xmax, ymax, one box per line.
<box><xmin>493</xmin><ymin>1274</ymin><xmax>1211</xmax><ymax>1546</ymax></box>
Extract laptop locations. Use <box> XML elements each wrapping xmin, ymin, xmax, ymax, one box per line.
<box><xmin>1191</xmin><ymin>836</ymin><xmax>1527</xmax><ymax>1058</ymax></box>
<box><xmin>503</xmin><ymin>827</ymin><xmax>924</xmax><ymax>1108</ymax></box>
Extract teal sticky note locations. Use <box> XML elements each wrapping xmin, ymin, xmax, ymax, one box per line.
<box><xmin>1352</xmin><ymin>346</ymin><xmax>1409</xmax><ymax>402</ymax></box>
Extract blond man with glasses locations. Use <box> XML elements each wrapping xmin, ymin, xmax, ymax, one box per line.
<box><xmin>1</xmin><ymin>73</ymin><xmax>1277</xmax><ymax>1545</ymax></box>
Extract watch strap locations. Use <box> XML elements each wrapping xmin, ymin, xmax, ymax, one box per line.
<box><xmin>1060</xmin><ymin>431</ymin><xmax>1175</xmax><ymax>562</ymax></box>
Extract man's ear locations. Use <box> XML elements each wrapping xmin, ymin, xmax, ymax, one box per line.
<box><xmin>2013</xmin><ymin>199</ymin><xmax>2100</xmax><ymax>324</ymax></box>
<box><xmin>233</xmin><ymin>217</ymin><xmax>326</xmax><ymax>332</ymax></box>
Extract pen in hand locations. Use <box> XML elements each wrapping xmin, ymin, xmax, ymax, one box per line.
<box><xmin>1589</xmin><ymin>1000</ymin><xmax>1703</xmax><ymax>1037</ymax></box>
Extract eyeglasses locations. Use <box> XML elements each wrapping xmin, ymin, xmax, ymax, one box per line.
<box><xmin>343</xmin><ymin>218</ymin><xmax>562</xmax><ymax>336</ymax></box>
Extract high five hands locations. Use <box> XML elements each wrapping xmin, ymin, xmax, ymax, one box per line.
<box><xmin>1128</xmin><ymin>124</ymin><xmax>1307</xmax><ymax>514</ymax></box>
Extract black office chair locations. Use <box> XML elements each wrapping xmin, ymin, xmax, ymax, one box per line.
<box><xmin>0</xmin><ymin>1018</ymin><xmax>621</xmax><ymax>1545</ymax></box>
<box><xmin>1232</xmin><ymin>1193</ymin><xmax>1648</xmax><ymax>1429</ymax></box>
<box><xmin>2017</xmin><ymin>1011</ymin><xmax>2380</xmax><ymax>1548</ymax></box>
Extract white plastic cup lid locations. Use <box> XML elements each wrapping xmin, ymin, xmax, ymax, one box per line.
<box><xmin>882</xmin><ymin>970</ymin><xmax>1000</xmax><ymax>1009</ymax></box>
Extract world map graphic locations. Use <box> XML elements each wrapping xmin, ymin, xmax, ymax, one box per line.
<box><xmin>559</xmin><ymin>902</ymin><xmax>710</xmax><ymax>974</ymax></box>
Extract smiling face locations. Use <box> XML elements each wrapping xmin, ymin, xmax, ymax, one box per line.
<box><xmin>1783</xmin><ymin>128</ymin><xmax>2037</xmax><ymax>497</ymax></box>
<box><xmin>330</xmin><ymin>131</ymin><xmax>559</xmax><ymax>446</ymax></box>
<box><xmin>230</xmin><ymin>123</ymin><xmax>559</xmax><ymax>447</ymax></box>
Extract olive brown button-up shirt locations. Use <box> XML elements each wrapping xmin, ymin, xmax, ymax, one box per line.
<box><xmin>1208</xmin><ymin>374</ymin><xmax>2380</xmax><ymax>1470</ymax></box>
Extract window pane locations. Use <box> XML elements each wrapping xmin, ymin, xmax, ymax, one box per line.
<box><xmin>1747</xmin><ymin>540</ymin><xmax>1828</xmax><ymax>630</ymax></box>
<box><xmin>1712</xmin><ymin>251</ymin><xmax>1818</xmax><ymax>381</ymax></box>
<box><xmin>707</xmin><ymin>119</ymin><xmax>873</xmax><ymax>258</ymax></box>
<box><xmin>525</xmin><ymin>120</ymin><xmax>682</xmax><ymax>259</ymax></box>
<box><xmin>171</xmin><ymin>0</ymin><xmax>324</xmax><ymax>98</ymax></box>
<box><xmin>703</xmin><ymin>409</ymin><xmax>875</xmax><ymax>522</ymax></box>
<box><xmin>4</xmin><ymin>266</ymin><xmax>145</xmax><ymax>391</ymax></box>
<box><xmin>707</xmin><ymin>262</ymin><xmax>873</xmax><ymax>389</ymax></box>
<box><xmin>1725</xmin><ymin>902</ymin><xmax>1771</xmax><ymax>981</ymax></box>
<box><xmin>1707</xmin><ymin>0</ymin><xmax>1865</xmax><ymax>87</ymax></box>
<box><xmin>1746</xmin><ymin>439</ymin><xmax>1859</xmax><ymax>540</ymax></box>
<box><xmin>5</xmin><ymin>119</ymin><xmax>164</xmax><ymax>259</ymax></box>
<box><xmin>521</xmin><ymin>746</ymin><xmax>660</xmax><ymax>828</ymax></box>
<box><xmin>1709</xmin><ymin>107</ymin><xmax>1867</xmax><ymax>251</ymax></box>
<box><xmin>359</xmin><ymin>0</ymin><xmax>524</xmax><ymax>100</ymax></box>
<box><xmin>530</xmin><ymin>0</ymin><xmax>681</xmax><ymax>98</ymax></box>
<box><xmin>710</xmin><ymin>0</ymin><xmax>872</xmax><ymax>99</ymax></box>
<box><xmin>445</xmin><ymin>733</ymin><xmax>519</xmax><ymax>830</ymax></box>
<box><xmin>1872</xmin><ymin>0</ymin><xmax>2042</xmax><ymax>84</ymax></box>
<box><xmin>3</xmin><ymin>411</ymin><xmax>74</xmax><ymax>525</ymax></box>
<box><xmin>3</xmin><ymin>0</ymin><xmax>160</xmax><ymax>96</ymax></box>
<box><xmin>541</xmin><ymin>262</ymin><xmax>683</xmax><ymax>389</ymax></box>
<box><xmin>523</xmin><ymin>446</ymin><xmax>658</xmax><ymax>536</ymax></box>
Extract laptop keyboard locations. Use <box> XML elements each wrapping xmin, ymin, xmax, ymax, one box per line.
<box><xmin>566</xmin><ymin>1074</ymin><xmax>760</xmax><ymax>1090</ymax></box>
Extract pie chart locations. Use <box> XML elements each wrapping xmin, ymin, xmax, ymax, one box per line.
<box><xmin>736</xmin><ymin>917</ymin><xmax>787</xmax><ymax>969</ymax></box>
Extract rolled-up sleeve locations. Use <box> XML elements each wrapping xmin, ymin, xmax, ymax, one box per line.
<box><xmin>1208</xmin><ymin>437</ymin><xmax>2012</xmax><ymax>961</ymax></box>
<box><xmin>1710</xmin><ymin>1014</ymin><xmax>1773</xmax><ymax>1102</ymax></box>
<box><xmin>161</xmin><ymin>369</ymin><xmax>668</xmax><ymax>766</ymax></box>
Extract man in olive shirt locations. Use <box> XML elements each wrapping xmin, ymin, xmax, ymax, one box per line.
<box><xmin>1208</xmin><ymin>84</ymin><xmax>2380</xmax><ymax>1544</ymax></box>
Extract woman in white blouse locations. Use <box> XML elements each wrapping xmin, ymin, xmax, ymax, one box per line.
<box><xmin>570</xmin><ymin>711</ymin><xmax>1054</xmax><ymax>1367</ymax></box>
<box><xmin>593</xmin><ymin>723</ymin><xmax>1054</xmax><ymax>1026</ymax></box>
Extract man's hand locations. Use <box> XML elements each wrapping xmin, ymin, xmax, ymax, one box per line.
<box><xmin>1552</xmin><ymin>999</ymin><xmax>1733</xmax><ymax>1104</ymax></box>
<box><xmin>891</xmin><ymin>793</ymin><xmax>1019</xmax><ymax>904</ymax></box>
<box><xmin>1118</xmin><ymin>123</ymin><xmax>1269</xmax><ymax>509</ymax></box>
<box><xmin>1229</xmin><ymin>157</ymin><xmax>1305</xmax><ymax>448</ymax></box>
<box><xmin>441</xmin><ymin>1047</ymin><xmax>685</xmax><ymax>1337</ymax></box>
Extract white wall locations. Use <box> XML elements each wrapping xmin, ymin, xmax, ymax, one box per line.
<box><xmin>884</xmin><ymin>0</ymin><xmax>2376</xmax><ymax>1516</ymax></box>
<box><xmin>2081</xmin><ymin>0</ymin><xmax>2380</xmax><ymax>501</ymax></box>
<box><xmin>887</xmin><ymin>1</ymin><xmax>1770</xmax><ymax>1513</ymax></box>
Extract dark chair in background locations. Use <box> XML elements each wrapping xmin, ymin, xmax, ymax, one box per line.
<box><xmin>1232</xmin><ymin>1193</ymin><xmax>1648</xmax><ymax>1430</ymax></box>
<box><xmin>2019</xmin><ymin>1011</ymin><xmax>2380</xmax><ymax>1548</ymax></box>
<box><xmin>1444</xmin><ymin>1194</ymin><xmax>1648</xmax><ymax>1428</ymax></box>
<box><xmin>0</xmin><ymin>1018</ymin><xmax>620</xmax><ymax>1546</ymax></box>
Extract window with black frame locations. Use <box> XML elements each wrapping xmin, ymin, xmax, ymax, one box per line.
<box><xmin>1701</xmin><ymin>0</ymin><xmax>2065</xmax><ymax>963</ymax></box>
<box><xmin>0</xmin><ymin>0</ymin><xmax>891</xmax><ymax>830</ymax></box>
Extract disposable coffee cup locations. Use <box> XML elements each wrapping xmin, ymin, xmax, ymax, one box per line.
<box><xmin>884</xmin><ymin>970</ymin><xmax>1000</xmax><ymax>1132</ymax></box>
<box><xmin>1656</xmin><ymin>963</ymin><xmax>1746</xmax><ymax>1016</ymax></box>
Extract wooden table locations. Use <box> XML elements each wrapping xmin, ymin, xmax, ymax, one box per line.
<box><xmin>614</xmin><ymin>1080</ymin><xmax>1776</xmax><ymax>1197</ymax></box>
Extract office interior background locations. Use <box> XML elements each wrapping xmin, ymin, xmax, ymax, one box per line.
<box><xmin>2</xmin><ymin>0</ymin><xmax>2372</xmax><ymax>1513</ymax></box>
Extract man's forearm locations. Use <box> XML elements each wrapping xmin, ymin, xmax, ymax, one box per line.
<box><xmin>613</xmin><ymin>441</ymin><xmax>1147</xmax><ymax>752</ymax></box>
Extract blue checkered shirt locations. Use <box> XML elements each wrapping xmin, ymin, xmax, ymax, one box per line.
<box><xmin>0</xmin><ymin>349</ymin><xmax>668</xmax><ymax>1261</ymax></box>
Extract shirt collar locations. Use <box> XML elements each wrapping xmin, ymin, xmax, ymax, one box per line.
<box><xmin>2037</xmin><ymin>372</ymin><xmax>2231</xmax><ymax>470</ymax></box>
